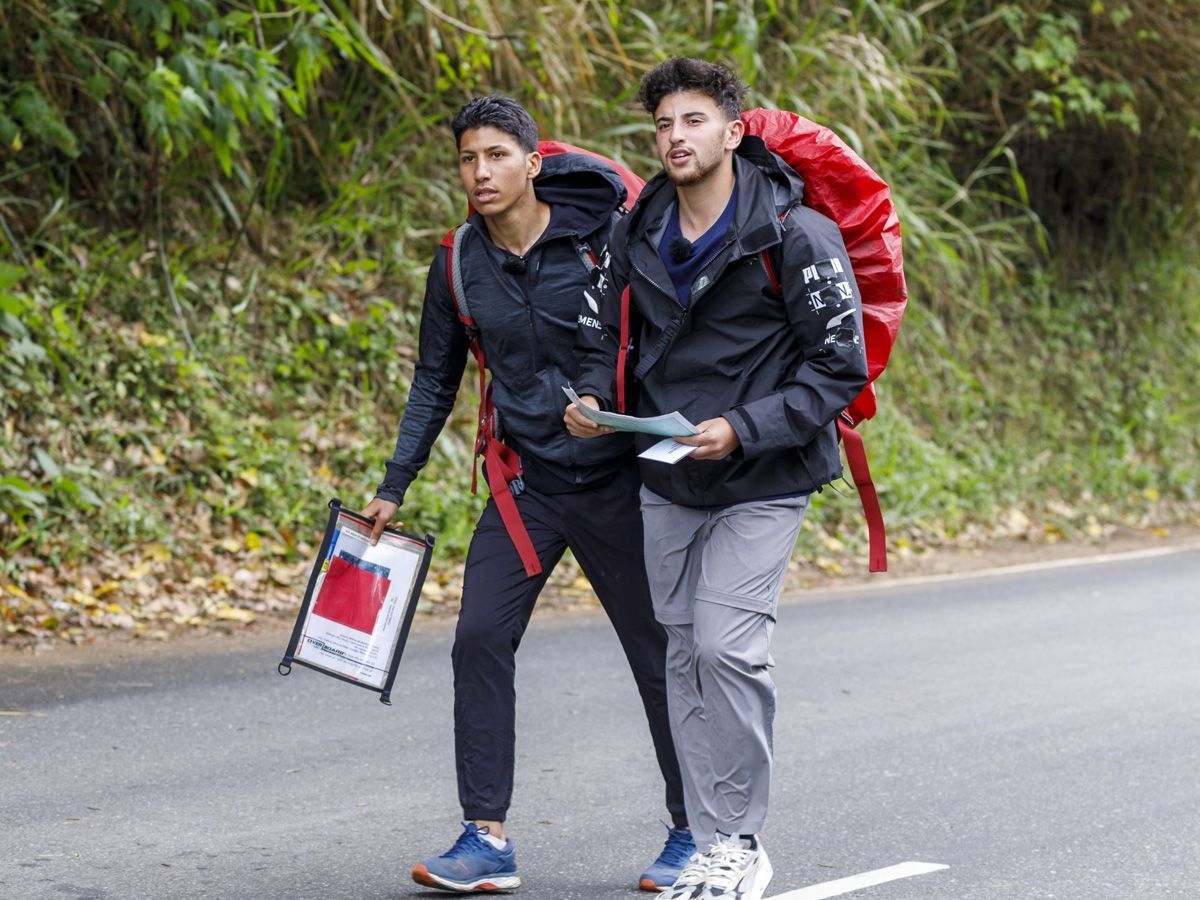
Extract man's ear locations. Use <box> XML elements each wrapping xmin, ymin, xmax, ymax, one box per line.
<box><xmin>725</xmin><ymin>117</ymin><xmax>745</xmax><ymax>152</ymax></box>
<box><xmin>527</xmin><ymin>150</ymin><xmax>543</xmax><ymax>179</ymax></box>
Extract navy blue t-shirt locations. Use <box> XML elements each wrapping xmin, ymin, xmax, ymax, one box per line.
<box><xmin>658</xmin><ymin>183</ymin><xmax>738</xmax><ymax>307</ymax></box>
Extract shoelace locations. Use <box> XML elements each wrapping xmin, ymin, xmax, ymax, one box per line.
<box><xmin>674</xmin><ymin>850</ymin><xmax>711</xmax><ymax>886</ymax></box>
<box><xmin>657</xmin><ymin>827</ymin><xmax>696</xmax><ymax>868</ymax></box>
<box><xmin>441</xmin><ymin>824</ymin><xmax>495</xmax><ymax>860</ymax></box>
<box><xmin>703</xmin><ymin>841</ymin><xmax>755</xmax><ymax>890</ymax></box>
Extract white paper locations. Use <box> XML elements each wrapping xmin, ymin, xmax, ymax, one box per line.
<box><xmin>638</xmin><ymin>437</ymin><xmax>698</xmax><ymax>465</ymax></box>
<box><xmin>295</xmin><ymin>515</ymin><xmax>426</xmax><ymax>688</ymax></box>
<box><xmin>563</xmin><ymin>386</ymin><xmax>699</xmax><ymax>437</ymax></box>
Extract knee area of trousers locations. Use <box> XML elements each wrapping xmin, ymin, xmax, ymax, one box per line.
<box><xmin>454</xmin><ymin>618</ymin><xmax>516</xmax><ymax>657</ymax></box>
<box><xmin>693</xmin><ymin>631</ymin><xmax>767</xmax><ymax>676</ymax></box>
<box><xmin>693</xmin><ymin>639</ymin><xmax>743</xmax><ymax>675</ymax></box>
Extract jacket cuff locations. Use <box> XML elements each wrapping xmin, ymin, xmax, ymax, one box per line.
<box><xmin>373</xmin><ymin>486</ymin><xmax>405</xmax><ymax>507</ymax></box>
<box><xmin>571</xmin><ymin>381</ymin><xmax>613</xmax><ymax>412</ymax></box>
<box><xmin>724</xmin><ymin>407</ymin><xmax>761</xmax><ymax>459</ymax></box>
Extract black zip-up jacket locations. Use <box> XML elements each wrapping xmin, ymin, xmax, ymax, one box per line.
<box><xmin>376</xmin><ymin>152</ymin><xmax>633</xmax><ymax>506</ymax></box>
<box><xmin>573</xmin><ymin>137</ymin><xmax>869</xmax><ymax>508</ymax></box>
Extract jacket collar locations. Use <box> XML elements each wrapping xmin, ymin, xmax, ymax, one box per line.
<box><xmin>629</xmin><ymin>144</ymin><xmax>803</xmax><ymax>258</ymax></box>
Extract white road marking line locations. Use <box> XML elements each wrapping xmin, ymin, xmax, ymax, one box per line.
<box><xmin>766</xmin><ymin>860</ymin><xmax>949</xmax><ymax>899</ymax></box>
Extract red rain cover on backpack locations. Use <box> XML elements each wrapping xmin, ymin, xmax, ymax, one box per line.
<box><xmin>740</xmin><ymin>108</ymin><xmax>907</xmax><ymax>425</ymax></box>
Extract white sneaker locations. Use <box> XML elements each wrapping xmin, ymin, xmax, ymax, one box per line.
<box><xmin>660</xmin><ymin>848</ymin><xmax>712</xmax><ymax>899</ymax></box>
<box><xmin>697</xmin><ymin>835</ymin><xmax>773</xmax><ymax>900</ymax></box>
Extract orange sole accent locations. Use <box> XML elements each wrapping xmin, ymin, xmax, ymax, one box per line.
<box><xmin>639</xmin><ymin>878</ymin><xmax>666</xmax><ymax>892</ymax></box>
<box><xmin>410</xmin><ymin>864</ymin><xmax>506</xmax><ymax>892</ymax></box>
<box><xmin>411</xmin><ymin>864</ymin><xmax>437</xmax><ymax>888</ymax></box>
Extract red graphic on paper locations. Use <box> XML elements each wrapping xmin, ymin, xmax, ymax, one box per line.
<box><xmin>311</xmin><ymin>557</ymin><xmax>391</xmax><ymax>634</ymax></box>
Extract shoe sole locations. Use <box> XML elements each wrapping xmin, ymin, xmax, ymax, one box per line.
<box><xmin>741</xmin><ymin>851</ymin><xmax>774</xmax><ymax>900</ymax></box>
<box><xmin>639</xmin><ymin>877</ymin><xmax>669</xmax><ymax>892</ymax></box>
<box><xmin>412</xmin><ymin>863</ymin><xmax>521</xmax><ymax>892</ymax></box>
<box><xmin>660</xmin><ymin>883</ymin><xmax>705</xmax><ymax>900</ymax></box>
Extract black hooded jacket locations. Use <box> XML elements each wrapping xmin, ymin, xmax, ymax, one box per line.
<box><xmin>573</xmin><ymin>137</ymin><xmax>869</xmax><ymax>508</ymax></box>
<box><xmin>375</xmin><ymin>152</ymin><xmax>634</xmax><ymax>506</ymax></box>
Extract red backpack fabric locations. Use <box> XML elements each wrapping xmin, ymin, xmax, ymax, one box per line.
<box><xmin>740</xmin><ymin>108</ymin><xmax>907</xmax><ymax>426</ymax></box>
<box><xmin>439</xmin><ymin>142</ymin><xmax>644</xmax><ymax>577</ymax></box>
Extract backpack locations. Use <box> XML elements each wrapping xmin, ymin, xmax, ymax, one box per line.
<box><xmin>439</xmin><ymin>142</ymin><xmax>645</xmax><ymax>578</ymax></box>
<box><xmin>615</xmin><ymin>108</ymin><xmax>906</xmax><ymax>572</ymax></box>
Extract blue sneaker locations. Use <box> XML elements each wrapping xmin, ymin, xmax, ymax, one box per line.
<box><xmin>411</xmin><ymin>822</ymin><xmax>521</xmax><ymax>893</ymax></box>
<box><xmin>640</xmin><ymin>824</ymin><xmax>697</xmax><ymax>891</ymax></box>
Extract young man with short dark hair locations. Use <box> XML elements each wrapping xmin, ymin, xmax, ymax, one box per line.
<box><xmin>568</xmin><ymin>59</ymin><xmax>869</xmax><ymax>900</ymax></box>
<box><xmin>363</xmin><ymin>95</ymin><xmax>692</xmax><ymax>893</ymax></box>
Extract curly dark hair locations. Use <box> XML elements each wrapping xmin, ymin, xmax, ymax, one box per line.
<box><xmin>637</xmin><ymin>57</ymin><xmax>747</xmax><ymax>120</ymax></box>
<box><xmin>451</xmin><ymin>95</ymin><xmax>539</xmax><ymax>153</ymax></box>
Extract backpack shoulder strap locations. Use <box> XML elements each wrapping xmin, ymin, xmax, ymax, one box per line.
<box><xmin>446</xmin><ymin>222</ymin><xmax>476</xmax><ymax>332</ymax></box>
<box><xmin>759</xmin><ymin>208</ymin><xmax>792</xmax><ymax>293</ymax></box>
<box><xmin>572</xmin><ymin>208</ymin><xmax>623</xmax><ymax>273</ymax></box>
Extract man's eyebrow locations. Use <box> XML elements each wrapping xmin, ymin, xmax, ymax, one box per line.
<box><xmin>461</xmin><ymin>144</ymin><xmax>508</xmax><ymax>154</ymax></box>
<box><xmin>655</xmin><ymin>112</ymin><xmax>708</xmax><ymax>123</ymax></box>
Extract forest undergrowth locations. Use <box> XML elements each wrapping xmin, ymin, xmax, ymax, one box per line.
<box><xmin>2</xmin><ymin>1</ymin><xmax>1198</xmax><ymax>645</ymax></box>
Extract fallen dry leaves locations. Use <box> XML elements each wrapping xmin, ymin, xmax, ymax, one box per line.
<box><xmin>0</xmin><ymin>534</ymin><xmax>600</xmax><ymax>648</ymax></box>
<box><xmin>3</xmin><ymin>505</ymin><xmax>1196</xmax><ymax>649</ymax></box>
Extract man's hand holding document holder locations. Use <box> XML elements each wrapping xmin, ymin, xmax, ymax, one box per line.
<box><xmin>563</xmin><ymin>386</ymin><xmax>700</xmax><ymax>464</ymax></box>
<box><xmin>278</xmin><ymin>499</ymin><xmax>435</xmax><ymax>705</ymax></box>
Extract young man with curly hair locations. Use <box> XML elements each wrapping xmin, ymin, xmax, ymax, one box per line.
<box><xmin>568</xmin><ymin>59</ymin><xmax>868</xmax><ymax>900</ymax></box>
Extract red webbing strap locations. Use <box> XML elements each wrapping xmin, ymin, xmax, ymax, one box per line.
<box><xmin>483</xmin><ymin>440</ymin><xmax>542</xmax><ymax>577</ymax></box>
<box><xmin>616</xmin><ymin>286</ymin><xmax>630</xmax><ymax>413</ymax></box>
<box><xmin>837</xmin><ymin>418</ymin><xmax>887</xmax><ymax>572</ymax></box>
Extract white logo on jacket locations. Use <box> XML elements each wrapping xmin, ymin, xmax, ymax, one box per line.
<box><xmin>802</xmin><ymin>257</ymin><xmax>845</xmax><ymax>284</ymax></box>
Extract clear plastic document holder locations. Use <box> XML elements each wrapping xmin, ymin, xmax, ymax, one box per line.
<box><xmin>278</xmin><ymin>499</ymin><xmax>435</xmax><ymax>705</ymax></box>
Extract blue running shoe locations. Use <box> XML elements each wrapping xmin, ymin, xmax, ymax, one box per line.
<box><xmin>640</xmin><ymin>824</ymin><xmax>697</xmax><ymax>892</ymax></box>
<box><xmin>411</xmin><ymin>823</ymin><xmax>521</xmax><ymax>893</ymax></box>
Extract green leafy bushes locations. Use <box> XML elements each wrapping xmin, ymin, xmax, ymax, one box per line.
<box><xmin>1</xmin><ymin>2</ymin><xmax>1198</xmax><ymax>639</ymax></box>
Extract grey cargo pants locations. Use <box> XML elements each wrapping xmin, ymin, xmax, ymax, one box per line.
<box><xmin>640</xmin><ymin>487</ymin><xmax>808</xmax><ymax>850</ymax></box>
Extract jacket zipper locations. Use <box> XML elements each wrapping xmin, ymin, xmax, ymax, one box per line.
<box><xmin>631</xmin><ymin>234</ymin><xmax>741</xmax><ymax>373</ymax></box>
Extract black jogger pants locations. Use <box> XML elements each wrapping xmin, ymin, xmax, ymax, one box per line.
<box><xmin>452</xmin><ymin>462</ymin><xmax>687</xmax><ymax>827</ymax></box>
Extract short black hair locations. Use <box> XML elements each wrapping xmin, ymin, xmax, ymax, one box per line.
<box><xmin>637</xmin><ymin>57</ymin><xmax>747</xmax><ymax>120</ymax></box>
<box><xmin>451</xmin><ymin>95</ymin><xmax>538</xmax><ymax>153</ymax></box>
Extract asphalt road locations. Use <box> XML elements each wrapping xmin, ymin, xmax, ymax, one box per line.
<box><xmin>2</xmin><ymin>547</ymin><xmax>1198</xmax><ymax>900</ymax></box>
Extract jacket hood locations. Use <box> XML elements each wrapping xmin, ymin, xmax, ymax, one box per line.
<box><xmin>628</xmin><ymin>135</ymin><xmax>805</xmax><ymax>235</ymax></box>
<box><xmin>533</xmin><ymin>151</ymin><xmax>628</xmax><ymax>237</ymax></box>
